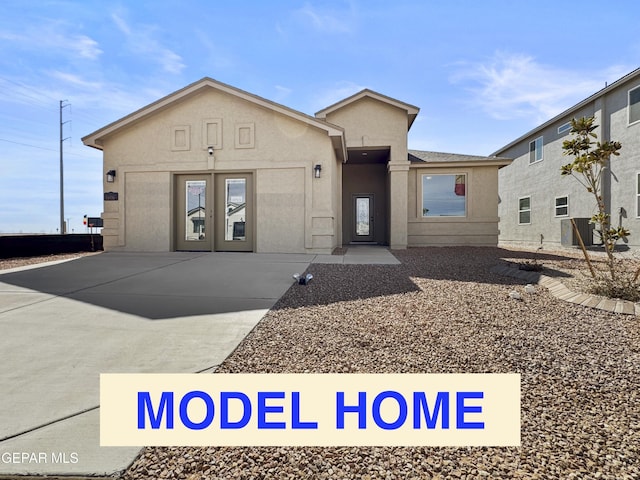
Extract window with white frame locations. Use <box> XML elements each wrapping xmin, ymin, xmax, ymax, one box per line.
<box><xmin>555</xmin><ymin>196</ymin><xmax>569</xmax><ymax>217</ymax></box>
<box><xmin>637</xmin><ymin>173</ymin><xmax>640</xmax><ymax>217</ymax></box>
<box><xmin>630</xmin><ymin>85</ymin><xmax>640</xmax><ymax>125</ymax></box>
<box><xmin>421</xmin><ymin>174</ymin><xmax>466</xmax><ymax>217</ymax></box>
<box><xmin>529</xmin><ymin>137</ymin><xmax>543</xmax><ymax>164</ymax></box>
<box><xmin>519</xmin><ymin>196</ymin><xmax>531</xmax><ymax>224</ymax></box>
<box><xmin>557</xmin><ymin>122</ymin><xmax>572</xmax><ymax>135</ymax></box>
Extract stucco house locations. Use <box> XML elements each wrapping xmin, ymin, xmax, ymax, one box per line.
<box><xmin>493</xmin><ymin>68</ymin><xmax>640</xmax><ymax>250</ymax></box>
<box><xmin>82</xmin><ymin>78</ymin><xmax>511</xmax><ymax>253</ymax></box>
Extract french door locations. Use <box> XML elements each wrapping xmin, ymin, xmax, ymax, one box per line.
<box><xmin>175</xmin><ymin>174</ymin><xmax>212</xmax><ymax>251</ymax></box>
<box><xmin>215</xmin><ymin>173</ymin><xmax>254</xmax><ymax>252</ymax></box>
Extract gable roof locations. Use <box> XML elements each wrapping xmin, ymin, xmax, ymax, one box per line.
<box><xmin>82</xmin><ymin>77</ymin><xmax>347</xmax><ymax>161</ymax></box>
<box><xmin>492</xmin><ymin>67</ymin><xmax>640</xmax><ymax>156</ymax></box>
<box><xmin>315</xmin><ymin>89</ymin><xmax>420</xmax><ymax>129</ymax></box>
<box><xmin>409</xmin><ymin>149</ymin><xmax>512</xmax><ymax>168</ymax></box>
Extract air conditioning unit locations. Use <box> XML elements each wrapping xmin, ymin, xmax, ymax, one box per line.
<box><xmin>560</xmin><ymin>218</ymin><xmax>594</xmax><ymax>246</ymax></box>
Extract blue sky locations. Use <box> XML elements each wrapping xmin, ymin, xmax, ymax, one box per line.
<box><xmin>1</xmin><ymin>0</ymin><xmax>639</xmax><ymax>234</ymax></box>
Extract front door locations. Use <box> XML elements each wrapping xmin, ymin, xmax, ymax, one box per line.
<box><xmin>353</xmin><ymin>194</ymin><xmax>374</xmax><ymax>242</ymax></box>
<box><xmin>175</xmin><ymin>174</ymin><xmax>212</xmax><ymax>251</ymax></box>
<box><xmin>215</xmin><ymin>173</ymin><xmax>254</xmax><ymax>252</ymax></box>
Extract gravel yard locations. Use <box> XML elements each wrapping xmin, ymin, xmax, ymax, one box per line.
<box><xmin>118</xmin><ymin>247</ymin><xmax>639</xmax><ymax>479</ymax></box>
<box><xmin>0</xmin><ymin>252</ymin><xmax>95</xmax><ymax>270</ymax></box>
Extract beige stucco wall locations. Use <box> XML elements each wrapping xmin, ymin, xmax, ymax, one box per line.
<box><xmin>322</xmin><ymin>97</ymin><xmax>410</xmax><ymax>248</ymax></box>
<box><xmin>98</xmin><ymin>87</ymin><xmax>340</xmax><ymax>253</ymax></box>
<box><xmin>408</xmin><ymin>165</ymin><xmax>501</xmax><ymax>246</ymax></box>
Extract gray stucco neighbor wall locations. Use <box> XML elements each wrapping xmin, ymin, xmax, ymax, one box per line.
<box><xmin>495</xmin><ymin>70</ymin><xmax>640</xmax><ymax>250</ymax></box>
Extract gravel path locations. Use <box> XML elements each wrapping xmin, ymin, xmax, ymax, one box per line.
<box><xmin>120</xmin><ymin>247</ymin><xmax>639</xmax><ymax>479</ymax></box>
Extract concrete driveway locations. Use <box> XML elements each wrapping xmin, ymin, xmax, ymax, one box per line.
<box><xmin>0</xmin><ymin>251</ymin><xmax>314</xmax><ymax>476</ymax></box>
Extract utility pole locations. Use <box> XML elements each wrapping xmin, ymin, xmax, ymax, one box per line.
<box><xmin>60</xmin><ymin>100</ymin><xmax>71</xmax><ymax>234</ymax></box>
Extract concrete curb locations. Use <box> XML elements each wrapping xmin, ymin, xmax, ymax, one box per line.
<box><xmin>490</xmin><ymin>264</ymin><xmax>639</xmax><ymax>317</ymax></box>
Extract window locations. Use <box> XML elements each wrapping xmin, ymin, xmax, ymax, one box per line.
<box><xmin>629</xmin><ymin>85</ymin><xmax>640</xmax><ymax>125</ymax></box>
<box><xmin>422</xmin><ymin>174</ymin><xmax>466</xmax><ymax>217</ymax></box>
<box><xmin>557</xmin><ymin>122</ymin><xmax>572</xmax><ymax>135</ymax></box>
<box><xmin>519</xmin><ymin>196</ymin><xmax>531</xmax><ymax>224</ymax></box>
<box><xmin>637</xmin><ymin>173</ymin><xmax>640</xmax><ymax>218</ymax></box>
<box><xmin>555</xmin><ymin>196</ymin><xmax>569</xmax><ymax>217</ymax></box>
<box><xmin>529</xmin><ymin>137</ymin><xmax>543</xmax><ymax>164</ymax></box>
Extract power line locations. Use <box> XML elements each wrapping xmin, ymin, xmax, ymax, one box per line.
<box><xmin>0</xmin><ymin>75</ymin><xmax>59</xmax><ymax>109</ymax></box>
<box><xmin>0</xmin><ymin>138</ymin><xmax>93</xmax><ymax>158</ymax></box>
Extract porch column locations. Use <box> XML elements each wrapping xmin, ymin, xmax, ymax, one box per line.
<box><xmin>388</xmin><ymin>163</ymin><xmax>409</xmax><ymax>249</ymax></box>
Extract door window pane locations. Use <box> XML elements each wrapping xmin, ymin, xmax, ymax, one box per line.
<box><xmin>185</xmin><ymin>180</ymin><xmax>206</xmax><ymax>241</ymax></box>
<box><xmin>356</xmin><ymin>197</ymin><xmax>370</xmax><ymax>236</ymax></box>
<box><xmin>225</xmin><ymin>178</ymin><xmax>246</xmax><ymax>241</ymax></box>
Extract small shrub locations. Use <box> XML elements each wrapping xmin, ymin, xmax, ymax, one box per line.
<box><xmin>588</xmin><ymin>275</ymin><xmax>640</xmax><ymax>302</ymax></box>
<box><xmin>519</xmin><ymin>261</ymin><xmax>543</xmax><ymax>272</ymax></box>
<box><xmin>586</xmin><ymin>260</ymin><xmax>640</xmax><ymax>302</ymax></box>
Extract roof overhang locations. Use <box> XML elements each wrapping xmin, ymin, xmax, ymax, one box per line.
<box><xmin>315</xmin><ymin>89</ymin><xmax>420</xmax><ymax>130</ymax></box>
<box><xmin>408</xmin><ymin>150</ymin><xmax>513</xmax><ymax>169</ymax></box>
<box><xmin>82</xmin><ymin>77</ymin><xmax>347</xmax><ymax>162</ymax></box>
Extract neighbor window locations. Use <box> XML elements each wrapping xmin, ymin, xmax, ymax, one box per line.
<box><xmin>555</xmin><ymin>196</ymin><xmax>569</xmax><ymax>217</ymax></box>
<box><xmin>637</xmin><ymin>173</ymin><xmax>640</xmax><ymax>217</ymax></box>
<box><xmin>519</xmin><ymin>196</ymin><xmax>531</xmax><ymax>224</ymax></box>
<box><xmin>422</xmin><ymin>174</ymin><xmax>466</xmax><ymax>217</ymax></box>
<box><xmin>529</xmin><ymin>137</ymin><xmax>543</xmax><ymax>164</ymax></box>
<box><xmin>557</xmin><ymin>122</ymin><xmax>572</xmax><ymax>135</ymax></box>
<box><xmin>629</xmin><ymin>85</ymin><xmax>640</xmax><ymax>125</ymax></box>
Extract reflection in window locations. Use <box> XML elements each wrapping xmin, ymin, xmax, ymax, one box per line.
<box><xmin>630</xmin><ymin>85</ymin><xmax>640</xmax><ymax>125</ymax></box>
<box><xmin>422</xmin><ymin>174</ymin><xmax>466</xmax><ymax>217</ymax></box>
<box><xmin>519</xmin><ymin>196</ymin><xmax>531</xmax><ymax>225</ymax></box>
<box><xmin>185</xmin><ymin>180</ymin><xmax>206</xmax><ymax>241</ymax></box>
<box><xmin>555</xmin><ymin>196</ymin><xmax>568</xmax><ymax>217</ymax></box>
<box><xmin>356</xmin><ymin>197</ymin><xmax>370</xmax><ymax>236</ymax></box>
<box><xmin>529</xmin><ymin>137</ymin><xmax>543</xmax><ymax>164</ymax></box>
<box><xmin>225</xmin><ymin>178</ymin><xmax>246</xmax><ymax>241</ymax></box>
<box><xmin>637</xmin><ymin>173</ymin><xmax>640</xmax><ymax>217</ymax></box>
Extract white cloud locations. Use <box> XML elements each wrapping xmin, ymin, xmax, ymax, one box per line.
<box><xmin>0</xmin><ymin>25</ymin><xmax>102</xmax><ymax>60</ymax></box>
<box><xmin>273</xmin><ymin>85</ymin><xmax>292</xmax><ymax>102</ymax></box>
<box><xmin>298</xmin><ymin>3</ymin><xmax>351</xmax><ymax>33</ymax></box>
<box><xmin>312</xmin><ymin>81</ymin><xmax>368</xmax><ymax>112</ymax></box>
<box><xmin>73</xmin><ymin>35</ymin><xmax>103</xmax><ymax>59</ymax></box>
<box><xmin>48</xmin><ymin>71</ymin><xmax>103</xmax><ymax>90</ymax></box>
<box><xmin>451</xmin><ymin>52</ymin><xmax>632</xmax><ymax>124</ymax></box>
<box><xmin>293</xmin><ymin>2</ymin><xmax>355</xmax><ymax>34</ymax></box>
<box><xmin>110</xmin><ymin>11</ymin><xmax>185</xmax><ymax>74</ymax></box>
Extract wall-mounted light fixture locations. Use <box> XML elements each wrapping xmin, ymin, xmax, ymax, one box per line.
<box><xmin>208</xmin><ymin>146</ymin><xmax>214</xmax><ymax>156</ymax></box>
<box><xmin>314</xmin><ymin>164</ymin><xmax>322</xmax><ymax>178</ymax></box>
<box><xmin>106</xmin><ymin>170</ymin><xmax>116</xmax><ymax>183</ymax></box>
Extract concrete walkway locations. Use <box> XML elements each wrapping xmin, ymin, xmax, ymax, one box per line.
<box><xmin>0</xmin><ymin>247</ymin><xmax>398</xmax><ymax>477</ymax></box>
<box><xmin>313</xmin><ymin>245</ymin><xmax>400</xmax><ymax>265</ymax></box>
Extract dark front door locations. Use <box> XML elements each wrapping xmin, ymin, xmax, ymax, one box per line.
<box><xmin>353</xmin><ymin>194</ymin><xmax>374</xmax><ymax>242</ymax></box>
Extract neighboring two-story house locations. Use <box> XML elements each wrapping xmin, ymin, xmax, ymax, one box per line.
<box><xmin>493</xmin><ymin>68</ymin><xmax>640</xmax><ymax>250</ymax></box>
